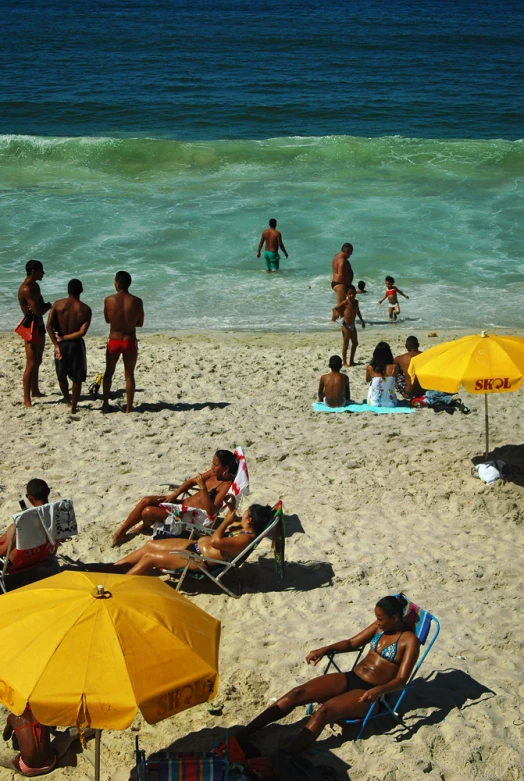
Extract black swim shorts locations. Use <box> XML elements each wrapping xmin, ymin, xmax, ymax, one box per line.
<box><xmin>55</xmin><ymin>338</ymin><xmax>87</xmax><ymax>384</ymax></box>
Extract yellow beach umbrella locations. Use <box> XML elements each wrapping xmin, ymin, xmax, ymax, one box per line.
<box><xmin>409</xmin><ymin>331</ymin><xmax>524</xmax><ymax>458</ymax></box>
<box><xmin>0</xmin><ymin>571</ymin><xmax>220</xmax><ymax>780</ymax></box>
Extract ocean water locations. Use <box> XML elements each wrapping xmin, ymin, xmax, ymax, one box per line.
<box><xmin>1</xmin><ymin>0</ymin><xmax>523</xmax><ymax>333</ymax></box>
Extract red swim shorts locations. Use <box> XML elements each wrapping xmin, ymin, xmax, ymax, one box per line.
<box><xmin>107</xmin><ymin>339</ymin><xmax>138</xmax><ymax>356</ymax></box>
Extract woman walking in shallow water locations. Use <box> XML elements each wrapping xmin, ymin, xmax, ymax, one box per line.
<box><xmin>238</xmin><ymin>594</ymin><xmax>419</xmax><ymax>753</ymax></box>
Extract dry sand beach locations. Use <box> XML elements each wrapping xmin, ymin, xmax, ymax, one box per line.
<box><xmin>0</xmin><ymin>327</ymin><xmax>523</xmax><ymax>781</ymax></box>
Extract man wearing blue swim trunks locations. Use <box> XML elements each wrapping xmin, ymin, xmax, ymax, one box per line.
<box><xmin>256</xmin><ymin>218</ymin><xmax>288</xmax><ymax>272</ymax></box>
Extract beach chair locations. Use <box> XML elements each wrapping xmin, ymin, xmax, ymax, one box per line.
<box><xmin>158</xmin><ymin>447</ymin><xmax>250</xmax><ymax>538</ymax></box>
<box><xmin>0</xmin><ymin>499</ymin><xmax>78</xmax><ymax>593</ymax></box>
<box><xmin>307</xmin><ymin>595</ymin><xmax>440</xmax><ymax>740</ymax></box>
<box><xmin>135</xmin><ymin>730</ymin><xmax>230</xmax><ymax>781</ymax></box>
<box><xmin>163</xmin><ymin>501</ymin><xmax>285</xmax><ymax>599</ymax></box>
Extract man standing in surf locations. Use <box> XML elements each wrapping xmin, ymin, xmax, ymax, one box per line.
<box><xmin>103</xmin><ymin>270</ymin><xmax>144</xmax><ymax>414</ymax></box>
<box><xmin>330</xmin><ymin>243</ymin><xmax>354</xmax><ymax>316</ymax></box>
<box><xmin>256</xmin><ymin>218</ymin><xmax>288</xmax><ymax>272</ymax></box>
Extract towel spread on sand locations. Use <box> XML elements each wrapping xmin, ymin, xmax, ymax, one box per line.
<box><xmin>312</xmin><ymin>401</ymin><xmax>414</xmax><ymax>414</ymax></box>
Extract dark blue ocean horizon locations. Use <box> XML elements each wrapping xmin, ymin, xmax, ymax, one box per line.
<box><xmin>1</xmin><ymin>0</ymin><xmax>523</xmax><ymax>141</ymax></box>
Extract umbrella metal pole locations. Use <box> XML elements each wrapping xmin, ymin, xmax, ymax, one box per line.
<box><xmin>484</xmin><ymin>394</ymin><xmax>489</xmax><ymax>460</ymax></box>
<box><xmin>95</xmin><ymin>729</ymin><xmax>101</xmax><ymax>781</ymax></box>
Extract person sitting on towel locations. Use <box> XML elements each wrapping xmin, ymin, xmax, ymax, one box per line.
<box><xmin>236</xmin><ymin>594</ymin><xmax>419</xmax><ymax>753</ymax></box>
<box><xmin>318</xmin><ymin>355</ymin><xmax>350</xmax><ymax>408</ymax></box>
<box><xmin>112</xmin><ymin>449</ymin><xmax>238</xmax><ymax>547</ymax></box>
<box><xmin>114</xmin><ymin>499</ymin><xmax>273</xmax><ymax>576</ymax></box>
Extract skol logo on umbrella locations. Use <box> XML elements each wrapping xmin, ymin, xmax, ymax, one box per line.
<box><xmin>474</xmin><ymin>378</ymin><xmax>511</xmax><ymax>391</ymax></box>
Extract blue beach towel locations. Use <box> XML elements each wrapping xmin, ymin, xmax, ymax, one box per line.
<box><xmin>312</xmin><ymin>401</ymin><xmax>414</xmax><ymax>414</ymax></box>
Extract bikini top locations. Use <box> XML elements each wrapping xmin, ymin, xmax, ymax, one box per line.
<box><xmin>386</xmin><ymin>288</ymin><xmax>397</xmax><ymax>296</ymax></box>
<box><xmin>370</xmin><ymin>631</ymin><xmax>403</xmax><ymax>663</ymax></box>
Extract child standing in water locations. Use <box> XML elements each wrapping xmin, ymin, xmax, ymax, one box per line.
<box><xmin>378</xmin><ymin>276</ymin><xmax>409</xmax><ymax>321</ymax></box>
<box><xmin>332</xmin><ymin>285</ymin><xmax>365</xmax><ymax>367</ymax></box>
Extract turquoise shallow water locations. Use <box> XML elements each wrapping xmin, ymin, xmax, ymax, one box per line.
<box><xmin>1</xmin><ymin>134</ymin><xmax>523</xmax><ymax>333</ymax></box>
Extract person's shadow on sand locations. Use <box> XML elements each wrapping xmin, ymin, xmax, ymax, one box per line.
<box><xmin>129</xmin><ymin>725</ymin><xmax>350</xmax><ymax>781</ymax></box>
<box><xmin>136</xmin><ymin>401</ymin><xmax>231</xmax><ymax>413</ymax></box>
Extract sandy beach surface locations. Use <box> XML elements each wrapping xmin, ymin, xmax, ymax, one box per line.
<box><xmin>0</xmin><ymin>326</ymin><xmax>523</xmax><ymax>781</ymax></box>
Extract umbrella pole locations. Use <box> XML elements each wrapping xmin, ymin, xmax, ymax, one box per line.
<box><xmin>94</xmin><ymin>729</ymin><xmax>101</xmax><ymax>781</ymax></box>
<box><xmin>484</xmin><ymin>394</ymin><xmax>489</xmax><ymax>460</ymax></box>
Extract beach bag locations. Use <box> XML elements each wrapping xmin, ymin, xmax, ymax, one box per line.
<box><xmin>14</xmin><ymin>312</ymin><xmax>35</xmax><ymax>342</ymax></box>
<box><xmin>472</xmin><ymin>460</ymin><xmax>507</xmax><ymax>484</ymax></box>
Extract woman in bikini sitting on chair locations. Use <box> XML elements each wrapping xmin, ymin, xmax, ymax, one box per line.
<box><xmin>114</xmin><ymin>499</ymin><xmax>273</xmax><ymax>575</ymax></box>
<box><xmin>112</xmin><ymin>449</ymin><xmax>238</xmax><ymax>547</ymax></box>
<box><xmin>237</xmin><ymin>594</ymin><xmax>419</xmax><ymax>753</ymax></box>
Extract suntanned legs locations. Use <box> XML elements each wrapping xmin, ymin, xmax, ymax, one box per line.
<box><xmin>57</xmin><ymin>379</ymin><xmax>81</xmax><ymax>413</ymax></box>
<box><xmin>111</xmin><ymin>495</ymin><xmax>168</xmax><ymax>546</ymax></box>
<box><xmin>23</xmin><ymin>339</ymin><xmax>45</xmax><ymax>407</ymax></box>
<box><xmin>103</xmin><ymin>349</ymin><xmax>138</xmax><ymax>413</ymax></box>
<box><xmin>115</xmin><ymin>537</ymin><xmax>195</xmax><ymax>575</ymax></box>
<box><xmin>240</xmin><ymin>672</ymin><xmax>373</xmax><ymax>752</ymax></box>
<box><xmin>342</xmin><ymin>326</ymin><xmax>358</xmax><ymax>367</ymax></box>
<box><xmin>331</xmin><ymin>284</ymin><xmax>346</xmax><ymax>320</ymax></box>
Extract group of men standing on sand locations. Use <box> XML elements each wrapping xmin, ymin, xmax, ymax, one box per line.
<box><xmin>17</xmin><ymin>260</ymin><xmax>144</xmax><ymax>413</ymax></box>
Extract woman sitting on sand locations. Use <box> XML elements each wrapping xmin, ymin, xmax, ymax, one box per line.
<box><xmin>366</xmin><ymin>341</ymin><xmax>399</xmax><ymax>407</ymax></box>
<box><xmin>237</xmin><ymin>593</ymin><xmax>419</xmax><ymax>753</ymax></box>
<box><xmin>112</xmin><ymin>449</ymin><xmax>238</xmax><ymax>546</ymax></box>
<box><xmin>114</xmin><ymin>499</ymin><xmax>273</xmax><ymax>575</ymax></box>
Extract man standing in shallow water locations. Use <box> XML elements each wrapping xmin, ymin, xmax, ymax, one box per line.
<box><xmin>257</xmin><ymin>218</ymin><xmax>288</xmax><ymax>272</ymax></box>
<box><xmin>103</xmin><ymin>270</ymin><xmax>144</xmax><ymax>414</ymax></box>
<box><xmin>17</xmin><ymin>259</ymin><xmax>52</xmax><ymax>407</ymax></box>
<box><xmin>331</xmin><ymin>243</ymin><xmax>354</xmax><ymax>311</ymax></box>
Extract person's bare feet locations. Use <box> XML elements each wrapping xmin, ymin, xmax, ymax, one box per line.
<box><xmin>32</xmin><ymin>390</ymin><xmax>46</xmax><ymax>398</ymax></box>
<box><xmin>23</xmin><ymin>399</ymin><xmax>32</xmax><ymax>408</ymax></box>
<box><xmin>343</xmin><ymin>362</ymin><xmax>351</xmax><ymax>368</ymax></box>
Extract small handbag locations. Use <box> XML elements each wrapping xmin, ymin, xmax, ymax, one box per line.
<box><xmin>14</xmin><ymin>312</ymin><xmax>35</xmax><ymax>342</ymax></box>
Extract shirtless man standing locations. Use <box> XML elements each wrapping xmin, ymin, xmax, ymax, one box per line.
<box><xmin>46</xmin><ymin>279</ymin><xmax>92</xmax><ymax>414</ymax></box>
<box><xmin>394</xmin><ymin>336</ymin><xmax>424</xmax><ymax>398</ymax></box>
<box><xmin>103</xmin><ymin>270</ymin><xmax>144</xmax><ymax>413</ymax></box>
<box><xmin>331</xmin><ymin>243</ymin><xmax>354</xmax><ymax>312</ymax></box>
<box><xmin>256</xmin><ymin>218</ymin><xmax>288</xmax><ymax>272</ymax></box>
<box><xmin>17</xmin><ymin>260</ymin><xmax>52</xmax><ymax>407</ymax></box>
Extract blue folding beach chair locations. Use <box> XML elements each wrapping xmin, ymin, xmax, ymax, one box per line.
<box><xmin>307</xmin><ymin>595</ymin><xmax>440</xmax><ymax>740</ymax></box>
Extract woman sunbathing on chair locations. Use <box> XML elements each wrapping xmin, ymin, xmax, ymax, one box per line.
<box><xmin>237</xmin><ymin>594</ymin><xmax>419</xmax><ymax>752</ymax></box>
<box><xmin>112</xmin><ymin>450</ymin><xmax>238</xmax><ymax>547</ymax></box>
<box><xmin>114</xmin><ymin>499</ymin><xmax>273</xmax><ymax>576</ymax></box>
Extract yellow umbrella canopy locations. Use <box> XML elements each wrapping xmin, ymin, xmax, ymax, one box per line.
<box><xmin>408</xmin><ymin>332</ymin><xmax>524</xmax><ymax>395</ymax></box>
<box><xmin>409</xmin><ymin>332</ymin><xmax>524</xmax><ymax>457</ymax></box>
<box><xmin>0</xmin><ymin>571</ymin><xmax>220</xmax><ymax>730</ymax></box>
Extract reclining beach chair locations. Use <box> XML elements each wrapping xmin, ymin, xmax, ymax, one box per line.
<box><xmin>135</xmin><ymin>730</ymin><xmax>230</xmax><ymax>781</ymax></box>
<box><xmin>307</xmin><ymin>595</ymin><xmax>440</xmax><ymax>740</ymax></box>
<box><xmin>0</xmin><ymin>499</ymin><xmax>78</xmax><ymax>593</ymax></box>
<box><xmin>163</xmin><ymin>501</ymin><xmax>285</xmax><ymax>599</ymax></box>
<box><xmin>159</xmin><ymin>447</ymin><xmax>250</xmax><ymax>538</ymax></box>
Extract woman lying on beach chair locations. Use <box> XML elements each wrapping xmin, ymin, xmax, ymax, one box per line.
<box><xmin>114</xmin><ymin>498</ymin><xmax>273</xmax><ymax>576</ymax></box>
<box><xmin>237</xmin><ymin>594</ymin><xmax>420</xmax><ymax>753</ymax></box>
<box><xmin>111</xmin><ymin>449</ymin><xmax>239</xmax><ymax>547</ymax></box>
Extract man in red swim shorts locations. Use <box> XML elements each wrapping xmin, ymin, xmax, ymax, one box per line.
<box><xmin>103</xmin><ymin>270</ymin><xmax>144</xmax><ymax>413</ymax></box>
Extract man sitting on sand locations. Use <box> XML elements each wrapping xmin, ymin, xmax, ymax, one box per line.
<box><xmin>2</xmin><ymin>706</ymin><xmax>56</xmax><ymax>777</ymax></box>
<box><xmin>394</xmin><ymin>336</ymin><xmax>424</xmax><ymax>399</ymax></box>
<box><xmin>46</xmin><ymin>279</ymin><xmax>92</xmax><ymax>414</ymax></box>
<box><xmin>318</xmin><ymin>356</ymin><xmax>350</xmax><ymax>407</ymax></box>
<box><xmin>103</xmin><ymin>270</ymin><xmax>144</xmax><ymax>414</ymax></box>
